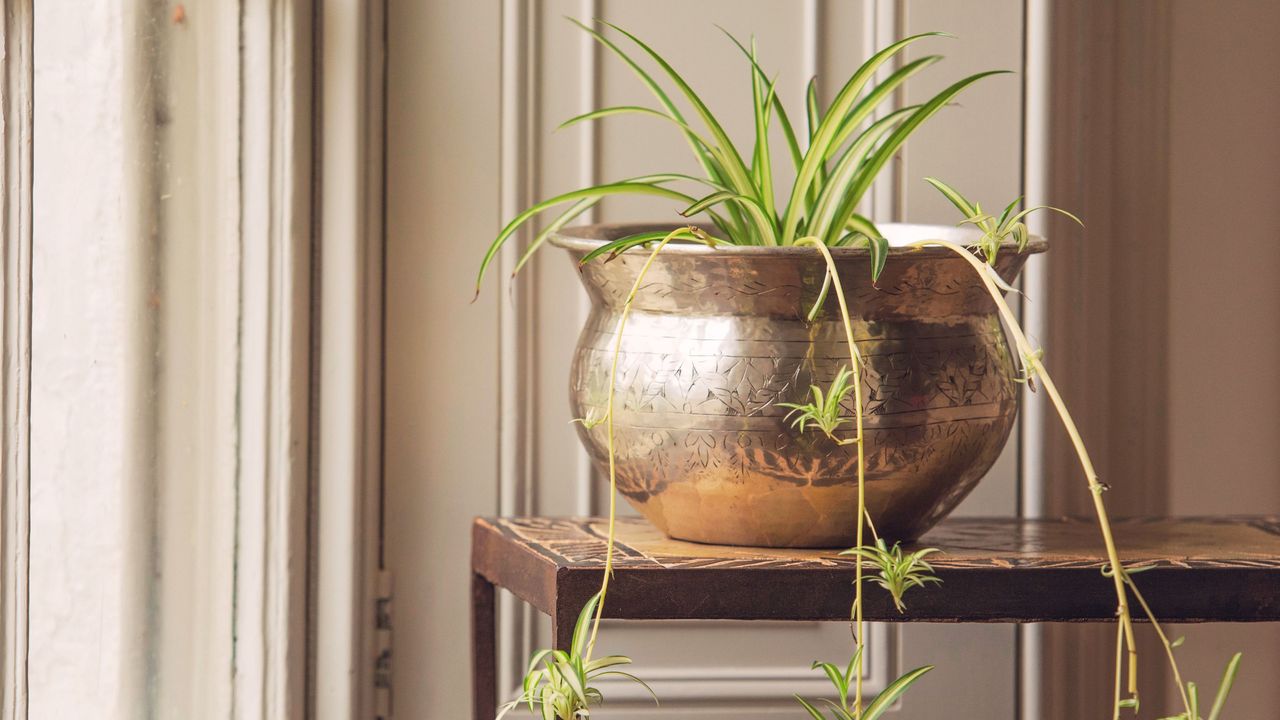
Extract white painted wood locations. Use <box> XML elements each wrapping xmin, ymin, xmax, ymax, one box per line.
<box><xmin>0</xmin><ymin>2</ymin><xmax>32</xmax><ymax>717</ymax></box>
<box><xmin>148</xmin><ymin>2</ymin><xmax>241</xmax><ymax>715</ymax></box>
<box><xmin>1019</xmin><ymin>1</ymin><xmax>1052</xmax><ymax>716</ymax></box>
<box><xmin>29</xmin><ymin>2</ymin><xmax>138</xmax><ymax>715</ymax></box>
<box><xmin>26</xmin><ymin>2</ymin><xmax>320</xmax><ymax>717</ymax></box>
<box><xmin>497</xmin><ymin>0</ymin><xmax>539</xmax><ymax>698</ymax></box>
<box><xmin>236</xmin><ymin>1</ymin><xmax>314</xmax><ymax>717</ymax></box>
<box><xmin>315</xmin><ymin>1</ymin><xmax>386</xmax><ymax>718</ymax></box>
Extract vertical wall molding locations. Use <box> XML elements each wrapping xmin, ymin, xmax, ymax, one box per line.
<box><xmin>117</xmin><ymin>0</ymin><xmax>164</xmax><ymax>714</ymax></box>
<box><xmin>237</xmin><ymin>1</ymin><xmax>315</xmax><ymax>717</ymax></box>
<box><xmin>0</xmin><ymin>2</ymin><xmax>32</xmax><ymax>717</ymax></box>
<box><xmin>496</xmin><ymin>0</ymin><xmax>541</xmax><ymax>698</ymax></box>
<box><xmin>314</xmin><ymin>0</ymin><xmax>386</xmax><ymax>718</ymax></box>
<box><xmin>574</xmin><ymin>0</ymin><xmax>600</xmax><ymax>518</ymax></box>
<box><xmin>1036</xmin><ymin>2</ymin><xmax>1173</xmax><ymax>716</ymax></box>
<box><xmin>1018</xmin><ymin>2</ymin><xmax>1051</xmax><ymax>717</ymax></box>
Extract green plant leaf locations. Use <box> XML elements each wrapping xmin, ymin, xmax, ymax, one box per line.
<box><xmin>477</xmin><ymin>181</ymin><xmax>703</xmax><ymax>294</ymax></box>
<box><xmin>682</xmin><ymin>190</ymin><xmax>741</xmax><ymax>218</ymax></box>
<box><xmin>584</xmin><ymin>654</ymin><xmax>631</xmax><ymax>672</ymax></box>
<box><xmin>599</xmin><ymin>21</ymin><xmax>772</xmax><ymax>242</ymax></box>
<box><xmin>748</xmin><ymin>38</ymin><xmax>778</xmax><ymax>221</ymax></box>
<box><xmin>578</xmin><ymin>227</ymin><xmax>717</xmax><ymax>266</ymax></box>
<box><xmin>813</xmin><ymin>661</ymin><xmax>848</xmax><ymax>706</ymax></box>
<box><xmin>1005</xmin><ymin>204</ymin><xmax>1084</xmax><ymax>230</ymax></box>
<box><xmin>796</xmin><ymin>696</ymin><xmax>829</xmax><ymax>720</ymax></box>
<box><xmin>568</xmin><ymin>18</ymin><xmax>728</xmax><ymax>188</ymax></box>
<box><xmin>861</xmin><ymin>665</ymin><xmax>934</xmax><ymax>720</ymax></box>
<box><xmin>1206</xmin><ymin>652</ymin><xmax>1243</xmax><ymax>720</ymax></box>
<box><xmin>826</xmin><ymin>70</ymin><xmax>1010</xmax><ymax>247</ymax></box>
<box><xmin>781</xmin><ymin>32</ymin><xmax>949</xmax><ymax>245</ymax></box>
<box><xmin>828</xmin><ymin>54</ymin><xmax>943</xmax><ymax>152</ymax></box>
<box><xmin>558</xmin><ymin>105</ymin><xmax>724</xmax><ymax>165</ymax></box>
<box><xmin>996</xmin><ymin>194</ymin><xmax>1023</xmax><ymax>231</ymax></box>
<box><xmin>846</xmin><ymin>228</ymin><xmax>889</xmax><ymax>282</ymax></box>
<box><xmin>923</xmin><ymin>176</ymin><xmax>978</xmax><ymax>217</ymax></box>
<box><xmin>1012</xmin><ymin>222</ymin><xmax>1029</xmax><ymax>253</ymax></box>
<box><xmin>512</xmin><ymin>198</ymin><xmax>599</xmax><ymax>277</ymax></box>
<box><xmin>808</xmin><ymin>104</ymin><xmax>918</xmax><ymax>243</ymax></box>
<box><xmin>570</xmin><ymin>593</ymin><xmax>601</xmax><ymax>658</ymax></box>
<box><xmin>717</xmin><ymin>26</ymin><xmax>803</xmax><ymax>171</ymax></box>
<box><xmin>598</xmin><ymin>670</ymin><xmax>660</xmax><ymax>704</ymax></box>
<box><xmin>805</xmin><ymin>76</ymin><xmax>822</xmax><ymax>143</ymax></box>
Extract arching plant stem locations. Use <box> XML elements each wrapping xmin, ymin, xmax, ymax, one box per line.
<box><xmin>910</xmin><ymin>239</ymin><xmax>1192</xmax><ymax>720</ymax></box>
<box><xmin>796</xmin><ymin>237</ymin><xmax>869</xmax><ymax>715</ymax></box>
<box><xmin>584</xmin><ymin>227</ymin><xmax>713</xmax><ymax>662</ymax></box>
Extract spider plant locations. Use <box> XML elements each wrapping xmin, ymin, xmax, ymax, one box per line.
<box><xmin>475</xmin><ymin>20</ymin><xmax>1009</xmax><ymax>295</ymax></box>
<box><xmin>779</xmin><ymin>366</ymin><xmax>858</xmax><ymax>444</ymax></box>
<box><xmin>842</xmin><ymin>539</ymin><xmax>942</xmax><ymax>613</ymax></box>
<box><xmin>924</xmin><ymin>177</ymin><xmax>1082</xmax><ymax>265</ymax></box>
<box><xmin>797</xmin><ymin>647</ymin><xmax>933</xmax><ymax>720</ymax></box>
<box><xmin>498</xmin><ymin>592</ymin><xmax>655</xmax><ymax>720</ymax></box>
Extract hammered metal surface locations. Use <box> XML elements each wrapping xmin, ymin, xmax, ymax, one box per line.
<box><xmin>552</xmin><ymin>223</ymin><xmax>1045</xmax><ymax>548</ymax></box>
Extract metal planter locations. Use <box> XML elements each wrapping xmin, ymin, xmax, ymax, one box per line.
<box><xmin>553</xmin><ymin>223</ymin><xmax>1044</xmax><ymax>548</ymax></box>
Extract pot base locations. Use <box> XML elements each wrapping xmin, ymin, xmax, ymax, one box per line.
<box><xmin>609</xmin><ymin>413</ymin><xmax>1010</xmax><ymax>548</ymax></box>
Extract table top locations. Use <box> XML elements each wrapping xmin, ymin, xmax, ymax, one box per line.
<box><xmin>472</xmin><ymin>515</ymin><xmax>1280</xmax><ymax>623</ymax></box>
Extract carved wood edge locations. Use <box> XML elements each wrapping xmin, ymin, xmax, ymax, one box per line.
<box><xmin>472</xmin><ymin>516</ymin><xmax>1280</xmax><ymax>623</ymax></box>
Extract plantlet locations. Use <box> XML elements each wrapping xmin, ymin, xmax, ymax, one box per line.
<box><xmin>779</xmin><ymin>366</ymin><xmax>859</xmax><ymax>444</ymax></box>
<box><xmin>842</xmin><ymin>539</ymin><xmax>942</xmax><ymax>613</ymax></box>
<box><xmin>476</xmin><ymin>22</ymin><xmax>1009</xmax><ymax>296</ymax></box>
<box><xmin>796</xmin><ymin>648</ymin><xmax>933</xmax><ymax>720</ymax></box>
<box><xmin>498</xmin><ymin>592</ymin><xmax>655</xmax><ymax>720</ymax></box>
<box><xmin>923</xmin><ymin>177</ymin><xmax>1082</xmax><ymax>264</ymax></box>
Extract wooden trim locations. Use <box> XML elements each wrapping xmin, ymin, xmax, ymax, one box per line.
<box><xmin>313</xmin><ymin>0</ymin><xmax>387</xmax><ymax>717</ymax></box>
<box><xmin>237</xmin><ymin>1</ymin><xmax>315</xmax><ymax>717</ymax></box>
<box><xmin>496</xmin><ymin>0</ymin><xmax>538</xmax><ymax>699</ymax></box>
<box><xmin>1036</xmin><ymin>2</ymin><xmax>1174</xmax><ymax>716</ymax></box>
<box><xmin>0</xmin><ymin>2</ymin><xmax>32</xmax><ymax>717</ymax></box>
<box><xmin>117</xmin><ymin>0</ymin><xmax>164</xmax><ymax>713</ymax></box>
<box><xmin>1018</xmin><ymin>3</ymin><xmax>1051</xmax><ymax>717</ymax></box>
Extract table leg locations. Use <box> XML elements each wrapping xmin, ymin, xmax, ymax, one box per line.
<box><xmin>472</xmin><ymin>572</ymin><xmax>497</xmax><ymax>720</ymax></box>
<box><xmin>551</xmin><ymin>603</ymin><xmax>577</xmax><ymax>652</ymax></box>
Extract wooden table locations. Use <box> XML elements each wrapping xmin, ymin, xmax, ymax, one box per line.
<box><xmin>471</xmin><ymin>515</ymin><xmax>1280</xmax><ymax>718</ymax></box>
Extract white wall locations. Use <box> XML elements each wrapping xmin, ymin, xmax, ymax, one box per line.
<box><xmin>1167</xmin><ymin>0</ymin><xmax>1280</xmax><ymax>713</ymax></box>
<box><xmin>29</xmin><ymin>3</ymin><xmax>127</xmax><ymax>716</ymax></box>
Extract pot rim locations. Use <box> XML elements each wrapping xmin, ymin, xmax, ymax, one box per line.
<box><xmin>549</xmin><ymin>221</ymin><xmax>1048</xmax><ymax>257</ymax></box>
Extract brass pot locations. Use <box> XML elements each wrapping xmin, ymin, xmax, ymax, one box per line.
<box><xmin>552</xmin><ymin>223</ymin><xmax>1044</xmax><ymax>548</ymax></box>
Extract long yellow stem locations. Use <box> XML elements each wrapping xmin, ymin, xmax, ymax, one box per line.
<box><xmin>797</xmin><ymin>238</ymin><xmax>867</xmax><ymax>715</ymax></box>
<box><xmin>1125</xmin><ymin>574</ymin><xmax>1193</xmax><ymax>714</ymax></box>
<box><xmin>908</xmin><ymin>240</ymin><xmax>1143</xmax><ymax>713</ymax></box>
<box><xmin>585</xmin><ymin>228</ymin><xmax>704</xmax><ymax>661</ymax></box>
